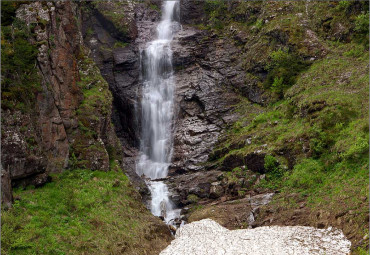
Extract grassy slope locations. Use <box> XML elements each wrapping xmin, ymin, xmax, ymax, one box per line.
<box><xmin>1</xmin><ymin>169</ymin><xmax>172</xmax><ymax>255</ymax></box>
<box><xmin>218</xmin><ymin>43</ymin><xmax>369</xmax><ymax>251</ymax></box>
<box><xmin>193</xmin><ymin>1</ymin><xmax>369</xmax><ymax>253</ymax></box>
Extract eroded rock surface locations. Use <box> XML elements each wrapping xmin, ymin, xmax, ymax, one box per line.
<box><xmin>171</xmin><ymin>27</ymin><xmax>242</xmax><ymax>176</ymax></box>
<box><xmin>160</xmin><ymin>219</ymin><xmax>352</xmax><ymax>255</ymax></box>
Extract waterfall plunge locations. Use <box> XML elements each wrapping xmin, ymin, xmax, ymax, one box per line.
<box><xmin>136</xmin><ymin>1</ymin><xmax>181</xmax><ymax>225</ymax></box>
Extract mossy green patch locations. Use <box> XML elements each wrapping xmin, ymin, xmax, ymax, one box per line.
<box><xmin>209</xmin><ymin>38</ymin><xmax>368</xmax><ymax>251</ymax></box>
<box><xmin>1</xmin><ymin>18</ymin><xmax>41</xmax><ymax>112</ymax></box>
<box><xmin>91</xmin><ymin>1</ymin><xmax>129</xmax><ymax>39</ymax></box>
<box><xmin>1</xmin><ymin>169</ymin><xmax>170</xmax><ymax>255</ymax></box>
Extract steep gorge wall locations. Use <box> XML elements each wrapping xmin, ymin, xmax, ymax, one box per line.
<box><xmin>1</xmin><ymin>1</ymin><xmax>122</xmax><ymax>205</ymax></box>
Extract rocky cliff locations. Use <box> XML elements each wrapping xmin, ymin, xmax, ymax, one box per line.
<box><xmin>1</xmin><ymin>1</ymin><xmax>172</xmax><ymax>254</ymax></box>
<box><xmin>1</xmin><ymin>1</ymin><xmax>124</xmax><ymax>203</ymax></box>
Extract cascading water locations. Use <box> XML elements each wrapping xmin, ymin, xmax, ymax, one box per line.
<box><xmin>136</xmin><ymin>1</ymin><xmax>181</xmax><ymax>225</ymax></box>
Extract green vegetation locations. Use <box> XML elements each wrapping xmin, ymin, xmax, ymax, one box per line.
<box><xmin>354</xmin><ymin>12</ymin><xmax>369</xmax><ymax>47</ymax></box>
<box><xmin>114</xmin><ymin>41</ymin><xmax>128</xmax><ymax>49</ymax></box>
<box><xmin>71</xmin><ymin>48</ymin><xmax>116</xmax><ymax>169</ymax></box>
<box><xmin>187</xmin><ymin>194</ymin><xmax>200</xmax><ymax>204</ymax></box>
<box><xmin>210</xmin><ymin>35</ymin><xmax>368</xmax><ymax>251</ymax></box>
<box><xmin>1</xmin><ymin>17</ymin><xmax>41</xmax><ymax>112</ymax></box>
<box><xmin>91</xmin><ymin>1</ymin><xmax>129</xmax><ymax>39</ymax></box>
<box><xmin>204</xmin><ymin>0</ymin><xmax>227</xmax><ymax>30</ymax></box>
<box><xmin>1</xmin><ymin>1</ymin><xmax>27</xmax><ymax>26</ymax></box>
<box><xmin>264</xmin><ymin>49</ymin><xmax>308</xmax><ymax>96</ymax></box>
<box><xmin>1</xmin><ymin>169</ymin><xmax>168</xmax><ymax>255</ymax></box>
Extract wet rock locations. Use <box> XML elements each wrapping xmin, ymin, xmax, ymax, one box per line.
<box><xmin>166</xmin><ymin>171</ymin><xmax>223</xmax><ymax>206</ymax></box>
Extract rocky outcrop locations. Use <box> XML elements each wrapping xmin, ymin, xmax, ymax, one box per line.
<box><xmin>15</xmin><ymin>1</ymin><xmax>81</xmax><ymax>173</ymax></box>
<box><xmin>2</xmin><ymin>1</ymin><xmax>126</xmax><ymax>204</ymax></box>
<box><xmin>79</xmin><ymin>1</ymin><xmax>163</xmax><ymax>196</ymax></box>
<box><xmin>179</xmin><ymin>0</ymin><xmax>205</xmax><ymax>25</ymax></box>
<box><xmin>171</xmin><ymin>28</ymin><xmax>242</xmax><ymax>175</ymax></box>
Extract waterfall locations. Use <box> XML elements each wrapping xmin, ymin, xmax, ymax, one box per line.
<box><xmin>136</xmin><ymin>1</ymin><xmax>181</xmax><ymax>225</ymax></box>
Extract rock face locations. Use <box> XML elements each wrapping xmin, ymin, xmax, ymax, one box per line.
<box><xmin>1</xmin><ymin>1</ymin><xmax>125</xmax><ymax>204</ymax></box>
<box><xmin>171</xmin><ymin>27</ymin><xmax>241</xmax><ymax>174</ymax></box>
<box><xmin>179</xmin><ymin>0</ymin><xmax>205</xmax><ymax>24</ymax></box>
<box><xmin>80</xmin><ymin>1</ymin><xmax>162</xmax><ymax>197</ymax></box>
<box><xmin>160</xmin><ymin>219</ymin><xmax>352</xmax><ymax>255</ymax></box>
<box><xmin>80</xmin><ymin>2</ymin><xmax>269</xmax><ymax>205</ymax></box>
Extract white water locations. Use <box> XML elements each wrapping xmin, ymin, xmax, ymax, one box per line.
<box><xmin>136</xmin><ymin>1</ymin><xmax>181</xmax><ymax>224</ymax></box>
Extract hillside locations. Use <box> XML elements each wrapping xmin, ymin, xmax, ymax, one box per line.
<box><xmin>1</xmin><ymin>0</ymin><xmax>368</xmax><ymax>254</ymax></box>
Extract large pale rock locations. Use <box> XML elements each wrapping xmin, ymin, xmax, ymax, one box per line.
<box><xmin>160</xmin><ymin>219</ymin><xmax>352</xmax><ymax>255</ymax></box>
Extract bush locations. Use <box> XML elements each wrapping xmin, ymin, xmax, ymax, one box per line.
<box><xmin>286</xmin><ymin>159</ymin><xmax>324</xmax><ymax>189</ymax></box>
<box><xmin>354</xmin><ymin>13</ymin><xmax>369</xmax><ymax>35</ymax></box>
<box><xmin>336</xmin><ymin>1</ymin><xmax>351</xmax><ymax>11</ymax></box>
<box><xmin>1</xmin><ymin>18</ymin><xmax>41</xmax><ymax>111</ymax></box>
<box><xmin>341</xmin><ymin>136</ymin><xmax>369</xmax><ymax>160</ymax></box>
<box><xmin>264</xmin><ymin>155</ymin><xmax>283</xmax><ymax>178</ymax></box>
<box><xmin>354</xmin><ymin>12</ymin><xmax>369</xmax><ymax>47</ymax></box>
<box><xmin>264</xmin><ymin>49</ymin><xmax>308</xmax><ymax>96</ymax></box>
<box><xmin>254</xmin><ymin>19</ymin><xmax>264</xmax><ymax>30</ymax></box>
<box><xmin>1</xmin><ymin>1</ymin><xmax>26</xmax><ymax>26</ymax></box>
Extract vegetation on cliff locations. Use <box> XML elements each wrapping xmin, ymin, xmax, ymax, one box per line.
<box><xmin>1</xmin><ymin>2</ymin><xmax>41</xmax><ymax>112</ymax></box>
<box><xmin>1</xmin><ymin>2</ymin><xmax>171</xmax><ymax>255</ymax></box>
<box><xmin>188</xmin><ymin>1</ymin><xmax>369</xmax><ymax>253</ymax></box>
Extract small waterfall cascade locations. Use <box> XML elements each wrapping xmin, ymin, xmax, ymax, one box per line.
<box><xmin>136</xmin><ymin>1</ymin><xmax>181</xmax><ymax>225</ymax></box>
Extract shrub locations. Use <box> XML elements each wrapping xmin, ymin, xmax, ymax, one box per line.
<box><xmin>336</xmin><ymin>1</ymin><xmax>351</xmax><ymax>11</ymax></box>
<box><xmin>286</xmin><ymin>159</ymin><xmax>324</xmax><ymax>189</ymax></box>
<box><xmin>341</xmin><ymin>136</ymin><xmax>369</xmax><ymax>160</ymax></box>
<box><xmin>254</xmin><ymin>19</ymin><xmax>264</xmax><ymax>30</ymax></box>
<box><xmin>264</xmin><ymin>49</ymin><xmax>308</xmax><ymax>96</ymax></box>
<box><xmin>187</xmin><ymin>194</ymin><xmax>200</xmax><ymax>204</ymax></box>
<box><xmin>354</xmin><ymin>12</ymin><xmax>369</xmax><ymax>47</ymax></box>
<box><xmin>264</xmin><ymin>155</ymin><xmax>283</xmax><ymax>178</ymax></box>
<box><xmin>354</xmin><ymin>13</ymin><xmax>369</xmax><ymax>35</ymax></box>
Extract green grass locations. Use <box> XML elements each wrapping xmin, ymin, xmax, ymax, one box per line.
<box><xmin>1</xmin><ymin>169</ymin><xmax>166</xmax><ymax>255</ymax></box>
<box><xmin>209</xmin><ymin>37</ymin><xmax>368</xmax><ymax>251</ymax></box>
